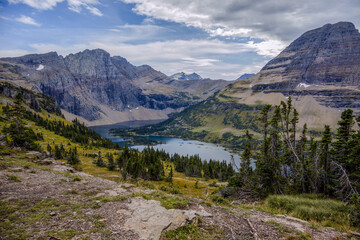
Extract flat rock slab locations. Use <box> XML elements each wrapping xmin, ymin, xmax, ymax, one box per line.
<box><xmin>123</xmin><ymin>197</ymin><xmax>211</xmax><ymax>240</ymax></box>
<box><xmin>95</xmin><ymin>187</ymin><xmax>130</xmax><ymax>197</ymax></box>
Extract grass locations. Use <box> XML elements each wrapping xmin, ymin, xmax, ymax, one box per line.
<box><xmin>0</xmin><ymin>198</ymin><xmax>91</xmax><ymax>240</ymax></box>
<box><xmin>161</xmin><ymin>224</ymin><xmax>225</xmax><ymax>240</ymax></box>
<box><xmin>142</xmin><ymin>191</ymin><xmax>190</xmax><ymax>209</ymax></box>
<box><xmin>264</xmin><ymin>194</ymin><xmax>355</xmax><ymax>231</ymax></box>
<box><xmin>266</xmin><ymin>221</ymin><xmax>312</xmax><ymax>240</ymax></box>
<box><xmin>6</xmin><ymin>174</ymin><xmax>21</xmax><ymax>182</ymax></box>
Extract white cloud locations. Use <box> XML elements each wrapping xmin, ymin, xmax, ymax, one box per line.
<box><xmin>15</xmin><ymin>15</ymin><xmax>41</xmax><ymax>26</ymax></box>
<box><xmin>121</xmin><ymin>0</ymin><xmax>360</xmax><ymax>42</ymax></box>
<box><xmin>246</xmin><ymin>40</ymin><xmax>286</xmax><ymax>57</ymax></box>
<box><xmin>28</xmin><ymin>38</ymin><xmax>276</xmax><ymax>79</ymax></box>
<box><xmin>8</xmin><ymin>0</ymin><xmax>103</xmax><ymax>16</ymax></box>
<box><xmin>0</xmin><ymin>49</ymin><xmax>31</xmax><ymax>57</ymax></box>
<box><xmin>8</xmin><ymin>0</ymin><xmax>64</xmax><ymax>10</ymax></box>
<box><xmin>67</xmin><ymin>0</ymin><xmax>103</xmax><ymax>16</ymax></box>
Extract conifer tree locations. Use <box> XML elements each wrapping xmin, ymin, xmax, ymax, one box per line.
<box><xmin>67</xmin><ymin>147</ymin><xmax>80</xmax><ymax>165</ymax></box>
<box><xmin>320</xmin><ymin>125</ymin><xmax>332</xmax><ymax>194</ymax></box>
<box><xmin>47</xmin><ymin>143</ymin><xmax>52</xmax><ymax>156</ymax></box>
<box><xmin>107</xmin><ymin>153</ymin><xmax>116</xmax><ymax>171</ymax></box>
<box><xmin>95</xmin><ymin>151</ymin><xmax>106</xmax><ymax>167</ymax></box>
<box><xmin>13</xmin><ymin>92</ymin><xmax>25</xmax><ymax>130</ymax></box>
<box><xmin>332</xmin><ymin>109</ymin><xmax>355</xmax><ymax>169</ymax></box>
<box><xmin>168</xmin><ymin>166</ymin><xmax>173</xmax><ymax>186</ymax></box>
<box><xmin>240</xmin><ymin>130</ymin><xmax>253</xmax><ymax>187</ymax></box>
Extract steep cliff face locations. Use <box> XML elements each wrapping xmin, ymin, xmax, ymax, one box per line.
<box><xmin>0</xmin><ymin>49</ymin><xmax>230</xmax><ymax>124</ymax></box>
<box><xmin>219</xmin><ymin>22</ymin><xmax>360</xmax><ymax>129</ymax></box>
<box><xmin>260</xmin><ymin>22</ymin><xmax>360</xmax><ymax>85</ymax></box>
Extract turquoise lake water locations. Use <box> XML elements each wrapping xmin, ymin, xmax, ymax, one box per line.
<box><xmin>91</xmin><ymin>120</ymin><xmax>241</xmax><ymax>167</ymax></box>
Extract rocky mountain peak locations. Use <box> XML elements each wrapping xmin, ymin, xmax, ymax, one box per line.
<box><xmin>2</xmin><ymin>51</ymin><xmax>62</xmax><ymax>68</ymax></box>
<box><xmin>170</xmin><ymin>72</ymin><xmax>202</xmax><ymax>80</ymax></box>
<box><xmin>0</xmin><ymin>49</ymin><xmax>231</xmax><ymax>124</ymax></box>
<box><xmin>261</xmin><ymin>21</ymin><xmax>360</xmax><ymax>85</ymax></box>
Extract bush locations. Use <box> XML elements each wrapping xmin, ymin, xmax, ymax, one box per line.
<box><xmin>210</xmin><ymin>194</ymin><xmax>229</xmax><ymax>205</ymax></box>
<box><xmin>160</xmin><ymin>185</ymin><xmax>181</xmax><ymax>194</ymax></box>
<box><xmin>209</xmin><ymin>181</ymin><xmax>218</xmax><ymax>187</ymax></box>
<box><xmin>219</xmin><ymin>186</ymin><xmax>236</xmax><ymax>198</ymax></box>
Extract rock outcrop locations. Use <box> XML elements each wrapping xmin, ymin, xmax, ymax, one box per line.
<box><xmin>0</xmin><ymin>50</ymin><xmax>230</xmax><ymax>125</ymax></box>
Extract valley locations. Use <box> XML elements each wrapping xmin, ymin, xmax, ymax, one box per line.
<box><xmin>1</xmin><ymin>18</ymin><xmax>360</xmax><ymax>240</ymax></box>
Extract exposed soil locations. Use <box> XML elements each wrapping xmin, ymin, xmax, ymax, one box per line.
<box><xmin>0</xmin><ymin>153</ymin><xmax>357</xmax><ymax>240</ymax></box>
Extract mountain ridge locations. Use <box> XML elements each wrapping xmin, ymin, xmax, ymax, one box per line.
<box><xmin>0</xmin><ymin>49</ymin><xmax>231</xmax><ymax>125</ymax></box>
<box><xmin>131</xmin><ymin>21</ymin><xmax>360</xmax><ymax>144</ymax></box>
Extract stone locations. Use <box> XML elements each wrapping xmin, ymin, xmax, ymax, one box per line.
<box><xmin>10</xmin><ymin>168</ymin><xmax>22</xmax><ymax>172</ymax></box>
<box><xmin>123</xmin><ymin>197</ymin><xmax>212</xmax><ymax>240</ymax></box>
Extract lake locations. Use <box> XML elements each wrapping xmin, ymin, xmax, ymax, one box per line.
<box><xmin>90</xmin><ymin>120</ymin><xmax>242</xmax><ymax>167</ymax></box>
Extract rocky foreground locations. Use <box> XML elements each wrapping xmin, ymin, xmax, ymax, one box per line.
<box><xmin>0</xmin><ymin>151</ymin><xmax>356</xmax><ymax>240</ymax></box>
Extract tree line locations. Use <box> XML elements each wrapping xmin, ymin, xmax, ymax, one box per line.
<box><xmin>92</xmin><ymin>145</ymin><xmax>235</xmax><ymax>182</ymax></box>
<box><xmin>230</xmin><ymin>97</ymin><xmax>359</xmax><ymax>218</ymax></box>
<box><xmin>23</xmin><ymin>111</ymin><xmax>120</xmax><ymax>149</ymax></box>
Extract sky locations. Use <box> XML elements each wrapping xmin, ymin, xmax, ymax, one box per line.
<box><xmin>0</xmin><ymin>0</ymin><xmax>359</xmax><ymax>80</ymax></box>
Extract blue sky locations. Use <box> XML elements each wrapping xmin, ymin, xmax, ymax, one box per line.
<box><xmin>0</xmin><ymin>0</ymin><xmax>359</xmax><ymax>80</ymax></box>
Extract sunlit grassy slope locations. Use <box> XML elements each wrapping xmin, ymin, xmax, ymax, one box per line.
<box><xmin>1</xmin><ymin>97</ymin><xmax>359</xmax><ymax>233</ymax></box>
<box><xmin>0</xmin><ymin>99</ymin><xmax>223</xmax><ymax>198</ymax></box>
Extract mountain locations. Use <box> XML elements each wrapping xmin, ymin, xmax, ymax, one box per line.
<box><xmin>224</xmin><ymin>21</ymin><xmax>360</xmax><ymax>129</ymax></box>
<box><xmin>131</xmin><ymin>22</ymin><xmax>360</xmax><ymax>147</ymax></box>
<box><xmin>0</xmin><ymin>49</ymin><xmax>231</xmax><ymax>125</ymax></box>
<box><xmin>236</xmin><ymin>73</ymin><xmax>255</xmax><ymax>80</ymax></box>
<box><xmin>170</xmin><ymin>72</ymin><xmax>203</xmax><ymax>80</ymax></box>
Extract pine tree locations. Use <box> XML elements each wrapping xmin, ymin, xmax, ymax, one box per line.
<box><xmin>67</xmin><ymin>147</ymin><xmax>80</xmax><ymax>165</ymax></box>
<box><xmin>320</xmin><ymin>125</ymin><xmax>332</xmax><ymax>194</ymax></box>
<box><xmin>13</xmin><ymin>92</ymin><xmax>25</xmax><ymax>130</ymax></box>
<box><xmin>107</xmin><ymin>153</ymin><xmax>116</xmax><ymax>171</ymax></box>
<box><xmin>333</xmin><ymin>109</ymin><xmax>355</xmax><ymax>169</ymax></box>
<box><xmin>47</xmin><ymin>144</ymin><xmax>52</xmax><ymax>156</ymax></box>
<box><xmin>240</xmin><ymin>130</ymin><xmax>253</xmax><ymax>187</ymax></box>
<box><xmin>95</xmin><ymin>151</ymin><xmax>106</xmax><ymax>167</ymax></box>
<box><xmin>168</xmin><ymin>166</ymin><xmax>173</xmax><ymax>186</ymax></box>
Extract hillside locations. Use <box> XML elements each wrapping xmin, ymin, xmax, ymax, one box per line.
<box><xmin>0</xmin><ymin>49</ymin><xmax>231</xmax><ymax>126</ymax></box>
<box><xmin>1</xmin><ymin>82</ymin><xmax>358</xmax><ymax>240</ymax></box>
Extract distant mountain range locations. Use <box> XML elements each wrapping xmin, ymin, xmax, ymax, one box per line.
<box><xmin>236</xmin><ymin>73</ymin><xmax>254</xmax><ymax>80</ymax></box>
<box><xmin>170</xmin><ymin>72</ymin><xmax>202</xmax><ymax>80</ymax></box>
<box><xmin>0</xmin><ymin>49</ymin><xmax>231</xmax><ymax>125</ymax></box>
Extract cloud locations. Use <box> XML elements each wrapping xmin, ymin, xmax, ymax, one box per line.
<box><xmin>246</xmin><ymin>40</ymin><xmax>286</xmax><ymax>57</ymax></box>
<box><xmin>28</xmin><ymin>38</ymin><xmax>276</xmax><ymax>79</ymax></box>
<box><xmin>8</xmin><ymin>0</ymin><xmax>64</xmax><ymax>10</ymax></box>
<box><xmin>15</xmin><ymin>15</ymin><xmax>41</xmax><ymax>26</ymax></box>
<box><xmin>121</xmin><ymin>0</ymin><xmax>360</xmax><ymax>42</ymax></box>
<box><xmin>8</xmin><ymin>0</ymin><xmax>103</xmax><ymax>16</ymax></box>
<box><xmin>67</xmin><ymin>0</ymin><xmax>103</xmax><ymax>16</ymax></box>
<box><xmin>0</xmin><ymin>49</ymin><xmax>31</xmax><ymax>57</ymax></box>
